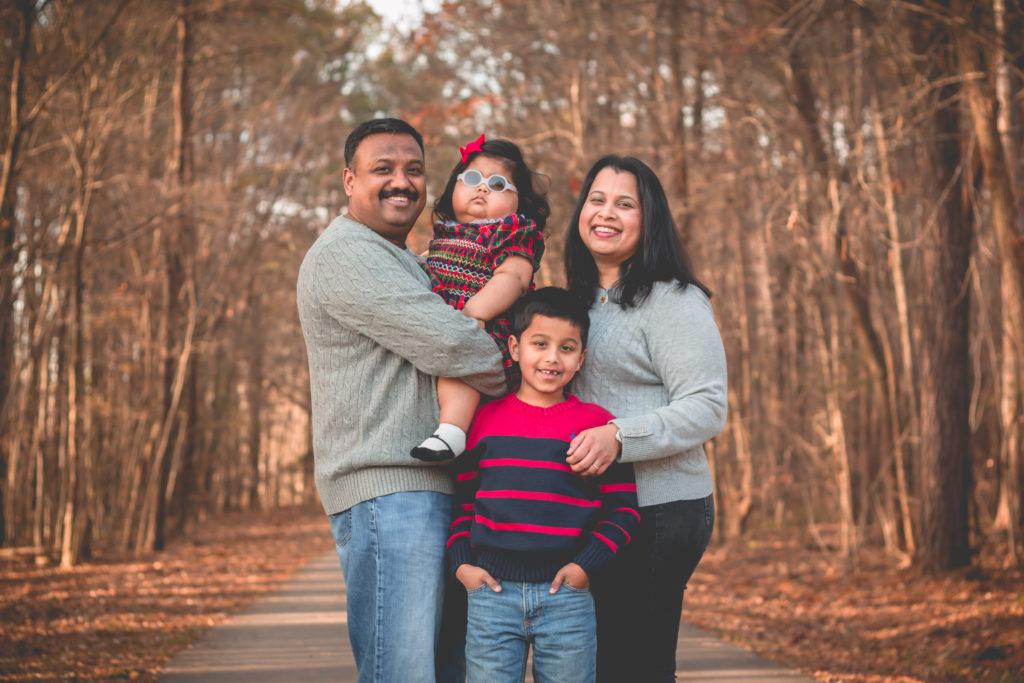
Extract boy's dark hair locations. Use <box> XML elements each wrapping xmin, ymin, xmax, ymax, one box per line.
<box><xmin>433</xmin><ymin>138</ymin><xmax>551</xmax><ymax>231</ymax></box>
<box><xmin>510</xmin><ymin>287</ymin><xmax>590</xmax><ymax>348</ymax></box>
<box><xmin>344</xmin><ymin>118</ymin><xmax>424</xmax><ymax>167</ymax></box>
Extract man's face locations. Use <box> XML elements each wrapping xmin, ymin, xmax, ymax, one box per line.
<box><xmin>343</xmin><ymin>133</ymin><xmax>426</xmax><ymax>244</ymax></box>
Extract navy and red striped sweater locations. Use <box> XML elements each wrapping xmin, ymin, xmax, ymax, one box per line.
<box><xmin>447</xmin><ymin>393</ymin><xmax>640</xmax><ymax>583</ymax></box>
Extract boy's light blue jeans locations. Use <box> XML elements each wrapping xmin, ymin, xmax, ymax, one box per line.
<box><xmin>329</xmin><ymin>491</ymin><xmax>452</xmax><ymax>683</ymax></box>
<box><xmin>465</xmin><ymin>580</ymin><xmax>597</xmax><ymax>683</ymax></box>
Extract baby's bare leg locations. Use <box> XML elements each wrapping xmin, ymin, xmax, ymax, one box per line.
<box><xmin>436</xmin><ymin>377</ymin><xmax>481</xmax><ymax>432</ymax></box>
<box><xmin>410</xmin><ymin>378</ymin><xmax>481</xmax><ymax>462</ymax></box>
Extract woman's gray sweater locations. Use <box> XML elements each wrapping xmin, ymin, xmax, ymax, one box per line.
<box><xmin>572</xmin><ymin>281</ymin><xmax>728</xmax><ymax>507</ymax></box>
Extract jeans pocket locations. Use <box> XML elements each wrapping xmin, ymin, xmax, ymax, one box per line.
<box><xmin>562</xmin><ymin>583</ymin><xmax>590</xmax><ymax>593</ymax></box>
<box><xmin>329</xmin><ymin>510</ymin><xmax>352</xmax><ymax>548</ymax></box>
<box><xmin>703</xmin><ymin>494</ymin><xmax>715</xmax><ymax>539</ymax></box>
<box><xmin>466</xmin><ymin>584</ymin><xmax>489</xmax><ymax>595</ymax></box>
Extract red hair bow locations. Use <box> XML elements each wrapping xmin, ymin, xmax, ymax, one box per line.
<box><xmin>459</xmin><ymin>134</ymin><xmax>485</xmax><ymax>163</ymax></box>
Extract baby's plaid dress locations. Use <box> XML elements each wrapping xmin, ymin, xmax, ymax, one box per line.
<box><xmin>424</xmin><ymin>213</ymin><xmax>544</xmax><ymax>388</ymax></box>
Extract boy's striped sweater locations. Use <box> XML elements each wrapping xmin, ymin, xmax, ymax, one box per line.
<box><xmin>447</xmin><ymin>393</ymin><xmax>640</xmax><ymax>583</ymax></box>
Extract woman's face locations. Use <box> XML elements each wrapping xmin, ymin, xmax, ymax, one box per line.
<box><xmin>577</xmin><ymin>167</ymin><xmax>642</xmax><ymax>269</ymax></box>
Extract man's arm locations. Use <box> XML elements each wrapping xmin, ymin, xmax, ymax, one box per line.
<box><xmin>312</xmin><ymin>237</ymin><xmax>505</xmax><ymax>395</ymax></box>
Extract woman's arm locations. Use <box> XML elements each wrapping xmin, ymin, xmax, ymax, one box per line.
<box><xmin>569</xmin><ymin>286</ymin><xmax>728</xmax><ymax>474</ymax></box>
<box><xmin>614</xmin><ymin>287</ymin><xmax>728</xmax><ymax>462</ymax></box>
<box><xmin>461</xmin><ymin>255</ymin><xmax>533</xmax><ymax>321</ymax></box>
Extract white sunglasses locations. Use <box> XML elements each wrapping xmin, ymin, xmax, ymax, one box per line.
<box><xmin>457</xmin><ymin>169</ymin><xmax>517</xmax><ymax>193</ymax></box>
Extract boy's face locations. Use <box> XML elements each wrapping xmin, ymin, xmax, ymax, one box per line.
<box><xmin>508</xmin><ymin>314</ymin><xmax>586</xmax><ymax>406</ymax></box>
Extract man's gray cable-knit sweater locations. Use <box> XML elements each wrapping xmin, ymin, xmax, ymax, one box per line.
<box><xmin>572</xmin><ymin>281</ymin><xmax>728</xmax><ymax>507</ymax></box>
<box><xmin>296</xmin><ymin>214</ymin><xmax>506</xmax><ymax>515</ymax></box>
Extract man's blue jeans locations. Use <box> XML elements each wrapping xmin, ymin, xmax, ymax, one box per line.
<box><xmin>465</xmin><ymin>580</ymin><xmax>596</xmax><ymax>683</ymax></box>
<box><xmin>329</xmin><ymin>491</ymin><xmax>452</xmax><ymax>683</ymax></box>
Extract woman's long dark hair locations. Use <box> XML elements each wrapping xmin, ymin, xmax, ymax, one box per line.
<box><xmin>433</xmin><ymin>138</ymin><xmax>550</xmax><ymax>231</ymax></box>
<box><xmin>564</xmin><ymin>155</ymin><xmax>709</xmax><ymax>308</ymax></box>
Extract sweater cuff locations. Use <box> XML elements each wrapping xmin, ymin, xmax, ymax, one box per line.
<box><xmin>448</xmin><ymin>540</ymin><xmax>472</xmax><ymax>578</ymax></box>
<box><xmin>573</xmin><ymin>537</ymin><xmax>614</xmax><ymax>578</ymax></box>
<box><xmin>610</xmin><ymin>416</ymin><xmax>660</xmax><ymax>464</ymax></box>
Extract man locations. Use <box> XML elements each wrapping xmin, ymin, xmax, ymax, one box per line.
<box><xmin>297</xmin><ymin>118</ymin><xmax>505</xmax><ymax>682</ymax></box>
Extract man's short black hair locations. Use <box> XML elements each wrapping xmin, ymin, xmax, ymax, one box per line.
<box><xmin>344</xmin><ymin>118</ymin><xmax>424</xmax><ymax>167</ymax></box>
<box><xmin>509</xmin><ymin>287</ymin><xmax>591</xmax><ymax>348</ymax></box>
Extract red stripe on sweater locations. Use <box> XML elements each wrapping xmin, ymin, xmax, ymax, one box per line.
<box><xmin>461</xmin><ymin>503</ymin><xmax>474</xmax><ymax>512</ymax></box>
<box><xmin>599</xmin><ymin>483</ymin><xmax>637</xmax><ymax>493</ymax></box>
<box><xmin>474</xmin><ymin>514</ymin><xmax>582</xmax><ymax>536</ymax></box>
<box><xmin>457</xmin><ymin>471</ymin><xmax>478</xmax><ymax>482</ymax></box>
<box><xmin>450</xmin><ymin>515</ymin><xmax>472</xmax><ymax>529</ymax></box>
<box><xmin>592</xmin><ymin>531</ymin><xmax>618</xmax><ymax>552</ymax></box>
<box><xmin>446</xmin><ymin>531</ymin><xmax>470</xmax><ymax>549</ymax></box>
<box><xmin>476</xmin><ymin>490</ymin><xmax>601</xmax><ymax>507</ymax></box>
<box><xmin>599</xmin><ymin>520</ymin><xmax>632</xmax><ymax>543</ymax></box>
<box><xmin>616</xmin><ymin>506</ymin><xmax>641</xmax><ymax>521</ymax></box>
<box><xmin>480</xmin><ymin>458</ymin><xmax>573</xmax><ymax>473</ymax></box>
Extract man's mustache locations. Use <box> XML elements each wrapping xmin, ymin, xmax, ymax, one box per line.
<box><xmin>379</xmin><ymin>188</ymin><xmax>419</xmax><ymax>202</ymax></box>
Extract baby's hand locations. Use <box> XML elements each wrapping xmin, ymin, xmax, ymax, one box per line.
<box><xmin>549</xmin><ymin>563</ymin><xmax>589</xmax><ymax>593</ymax></box>
<box><xmin>456</xmin><ymin>563</ymin><xmax>502</xmax><ymax>592</ymax></box>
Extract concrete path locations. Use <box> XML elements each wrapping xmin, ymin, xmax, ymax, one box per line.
<box><xmin>160</xmin><ymin>551</ymin><xmax>813</xmax><ymax>682</ymax></box>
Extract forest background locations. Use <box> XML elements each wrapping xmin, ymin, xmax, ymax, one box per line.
<box><xmin>1</xmin><ymin>0</ymin><xmax>1022</xmax><ymax>588</ymax></box>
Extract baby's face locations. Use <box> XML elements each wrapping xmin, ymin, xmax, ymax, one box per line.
<box><xmin>452</xmin><ymin>155</ymin><xmax>519</xmax><ymax>223</ymax></box>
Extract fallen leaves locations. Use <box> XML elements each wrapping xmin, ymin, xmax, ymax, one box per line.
<box><xmin>684</xmin><ymin>539</ymin><xmax>1024</xmax><ymax>682</ymax></box>
<box><xmin>4</xmin><ymin>514</ymin><xmax>1021</xmax><ymax>682</ymax></box>
<box><xmin>0</xmin><ymin>508</ymin><xmax>333</xmax><ymax>681</ymax></box>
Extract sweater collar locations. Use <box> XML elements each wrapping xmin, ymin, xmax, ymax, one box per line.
<box><xmin>504</xmin><ymin>393</ymin><xmax>580</xmax><ymax>416</ymax></box>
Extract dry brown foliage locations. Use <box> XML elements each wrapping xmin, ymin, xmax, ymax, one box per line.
<box><xmin>685</xmin><ymin>540</ymin><xmax>1024</xmax><ymax>682</ymax></box>
<box><xmin>0</xmin><ymin>508</ymin><xmax>332</xmax><ymax>681</ymax></box>
<box><xmin>3</xmin><ymin>512</ymin><xmax>1023</xmax><ymax>682</ymax></box>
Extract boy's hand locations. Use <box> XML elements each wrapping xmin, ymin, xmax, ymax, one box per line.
<box><xmin>567</xmin><ymin>424</ymin><xmax>621</xmax><ymax>477</ymax></box>
<box><xmin>549</xmin><ymin>563</ymin><xmax>589</xmax><ymax>593</ymax></box>
<box><xmin>456</xmin><ymin>563</ymin><xmax>502</xmax><ymax>592</ymax></box>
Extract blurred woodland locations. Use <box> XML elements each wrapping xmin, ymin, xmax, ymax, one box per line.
<box><xmin>0</xmin><ymin>0</ymin><xmax>1022</xmax><ymax>577</ymax></box>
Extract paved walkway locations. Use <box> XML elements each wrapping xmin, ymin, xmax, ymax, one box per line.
<box><xmin>160</xmin><ymin>551</ymin><xmax>812</xmax><ymax>682</ymax></box>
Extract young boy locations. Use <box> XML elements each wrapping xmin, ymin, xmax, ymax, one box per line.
<box><xmin>447</xmin><ymin>287</ymin><xmax>639</xmax><ymax>683</ymax></box>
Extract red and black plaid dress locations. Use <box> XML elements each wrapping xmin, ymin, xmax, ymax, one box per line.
<box><xmin>424</xmin><ymin>213</ymin><xmax>544</xmax><ymax>388</ymax></box>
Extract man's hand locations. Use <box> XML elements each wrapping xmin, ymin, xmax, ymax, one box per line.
<box><xmin>456</xmin><ymin>563</ymin><xmax>502</xmax><ymax>592</ymax></box>
<box><xmin>549</xmin><ymin>563</ymin><xmax>589</xmax><ymax>593</ymax></box>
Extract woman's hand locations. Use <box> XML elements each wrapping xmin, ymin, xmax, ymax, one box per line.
<box><xmin>455</xmin><ymin>563</ymin><xmax>502</xmax><ymax>592</ymax></box>
<box><xmin>549</xmin><ymin>562</ymin><xmax>589</xmax><ymax>593</ymax></box>
<box><xmin>566</xmin><ymin>424</ymin><xmax>621</xmax><ymax>477</ymax></box>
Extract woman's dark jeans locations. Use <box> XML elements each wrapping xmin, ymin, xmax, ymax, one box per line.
<box><xmin>592</xmin><ymin>494</ymin><xmax>715</xmax><ymax>683</ymax></box>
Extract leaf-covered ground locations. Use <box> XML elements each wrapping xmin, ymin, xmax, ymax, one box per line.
<box><xmin>2</xmin><ymin>514</ymin><xmax>1022</xmax><ymax>681</ymax></box>
<box><xmin>684</xmin><ymin>540</ymin><xmax>1024</xmax><ymax>682</ymax></box>
<box><xmin>0</xmin><ymin>508</ymin><xmax>333</xmax><ymax>681</ymax></box>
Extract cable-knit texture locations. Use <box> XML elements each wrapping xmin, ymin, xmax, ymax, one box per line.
<box><xmin>296</xmin><ymin>214</ymin><xmax>506</xmax><ymax>515</ymax></box>
<box><xmin>571</xmin><ymin>282</ymin><xmax>728</xmax><ymax>507</ymax></box>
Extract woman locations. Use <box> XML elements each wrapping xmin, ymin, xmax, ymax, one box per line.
<box><xmin>563</xmin><ymin>155</ymin><xmax>728</xmax><ymax>682</ymax></box>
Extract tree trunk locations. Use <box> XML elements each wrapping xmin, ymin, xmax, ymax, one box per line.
<box><xmin>952</xmin><ymin>0</ymin><xmax>1024</xmax><ymax>565</ymax></box>
<box><xmin>155</xmin><ymin>0</ymin><xmax>193</xmax><ymax>551</ymax></box>
<box><xmin>0</xmin><ymin>0</ymin><xmax>35</xmax><ymax>547</ymax></box>
<box><xmin>871</xmin><ymin>101</ymin><xmax>918</xmax><ymax>555</ymax></box>
<box><xmin>247</xmin><ymin>285</ymin><xmax>264</xmax><ymax>510</ymax></box>
<box><xmin>913</xmin><ymin>8</ymin><xmax>974</xmax><ymax>570</ymax></box>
